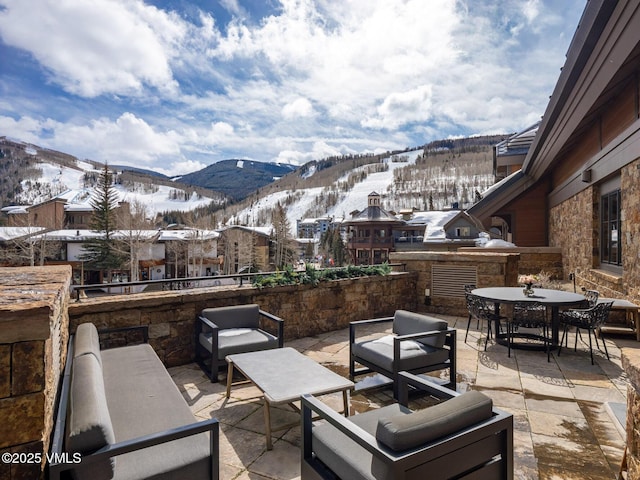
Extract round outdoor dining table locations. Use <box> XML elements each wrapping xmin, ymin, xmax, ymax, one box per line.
<box><xmin>471</xmin><ymin>287</ymin><xmax>586</xmax><ymax>346</ymax></box>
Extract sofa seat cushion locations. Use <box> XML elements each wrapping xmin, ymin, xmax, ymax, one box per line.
<box><xmin>199</xmin><ymin>329</ymin><xmax>279</xmax><ymax>360</ymax></box>
<box><xmin>312</xmin><ymin>403</ymin><xmax>408</xmax><ymax>480</ymax></box>
<box><xmin>101</xmin><ymin>344</ymin><xmax>211</xmax><ymax>480</ymax></box>
<box><xmin>376</xmin><ymin>391</ymin><xmax>493</xmax><ymax>451</ymax></box>
<box><xmin>352</xmin><ymin>338</ymin><xmax>449</xmax><ymax>373</ymax></box>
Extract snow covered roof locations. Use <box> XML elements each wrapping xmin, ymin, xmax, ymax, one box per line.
<box><xmin>218</xmin><ymin>225</ymin><xmax>273</xmax><ymax>237</ymax></box>
<box><xmin>405</xmin><ymin>210</ymin><xmax>461</xmax><ymax>227</ymax></box>
<box><xmin>1</xmin><ymin>205</ymin><xmax>28</xmax><ymax>215</ymax></box>
<box><xmin>0</xmin><ymin>226</ymin><xmax>46</xmax><ymax>241</ymax></box>
<box><xmin>158</xmin><ymin>229</ymin><xmax>219</xmax><ymax>241</ymax></box>
<box><xmin>64</xmin><ymin>204</ymin><xmax>93</xmax><ymax>212</ymax></box>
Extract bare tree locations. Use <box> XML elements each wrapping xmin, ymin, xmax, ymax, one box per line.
<box><xmin>2</xmin><ymin>216</ymin><xmax>62</xmax><ymax>266</ymax></box>
<box><xmin>220</xmin><ymin>227</ymin><xmax>256</xmax><ymax>274</ymax></box>
<box><xmin>272</xmin><ymin>203</ymin><xmax>294</xmax><ymax>268</ymax></box>
<box><xmin>115</xmin><ymin>200</ymin><xmax>157</xmax><ymax>281</ymax></box>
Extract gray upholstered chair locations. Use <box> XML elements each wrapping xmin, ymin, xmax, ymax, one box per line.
<box><xmin>195</xmin><ymin>304</ymin><xmax>284</xmax><ymax>382</ymax></box>
<box><xmin>349</xmin><ymin>310</ymin><xmax>456</xmax><ymax>399</ymax></box>
<box><xmin>301</xmin><ymin>372</ymin><xmax>513</xmax><ymax>480</ymax></box>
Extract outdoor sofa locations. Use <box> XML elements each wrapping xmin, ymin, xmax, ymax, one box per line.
<box><xmin>302</xmin><ymin>372</ymin><xmax>513</xmax><ymax>480</ymax></box>
<box><xmin>49</xmin><ymin>323</ymin><xmax>219</xmax><ymax>480</ymax></box>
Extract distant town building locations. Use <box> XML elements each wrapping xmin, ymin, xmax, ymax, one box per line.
<box><xmin>343</xmin><ymin>192</ymin><xmax>404</xmax><ymax>265</ymax></box>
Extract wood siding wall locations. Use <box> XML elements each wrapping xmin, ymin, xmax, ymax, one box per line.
<box><xmin>495</xmin><ymin>178</ymin><xmax>550</xmax><ymax>246</ymax></box>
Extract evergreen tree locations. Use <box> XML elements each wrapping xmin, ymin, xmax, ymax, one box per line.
<box><xmin>80</xmin><ymin>164</ymin><xmax>124</xmax><ymax>281</ymax></box>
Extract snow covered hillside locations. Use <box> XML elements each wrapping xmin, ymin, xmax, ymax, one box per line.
<box><xmin>17</xmin><ymin>158</ymin><xmax>221</xmax><ymax>218</ymax></box>
<box><xmin>229</xmin><ymin>148</ymin><xmax>494</xmax><ymax>235</ymax></box>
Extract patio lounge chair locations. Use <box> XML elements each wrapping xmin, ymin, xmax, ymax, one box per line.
<box><xmin>195</xmin><ymin>304</ymin><xmax>284</xmax><ymax>382</ymax></box>
<box><xmin>349</xmin><ymin>310</ymin><xmax>456</xmax><ymax>399</ymax></box>
<box><xmin>301</xmin><ymin>372</ymin><xmax>514</xmax><ymax>480</ymax></box>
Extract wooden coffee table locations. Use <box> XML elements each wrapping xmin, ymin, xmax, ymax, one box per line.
<box><xmin>225</xmin><ymin>347</ymin><xmax>354</xmax><ymax>449</ymax></box>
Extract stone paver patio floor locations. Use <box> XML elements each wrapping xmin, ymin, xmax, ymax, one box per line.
<box><xmin>169</xmin><ymin>314</ymin><xmax>637</xmax><ymax>480</ymax></box>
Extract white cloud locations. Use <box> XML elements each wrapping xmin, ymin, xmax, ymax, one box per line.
<box><xmin>158</xmin><ymin>159</ymin><xmax>207</xmax><ymax>177</ymax></box>
<box><xmin>47</xmin><ymin>113</ymin><xmax>181</xmax><ymax>165</ymax></box>
<box><xmin>362</xmin><ymin>85</ymin><xmax>433</xmax><ymax>130</ymax></box>
<box><xmin>0</xmin><ymin>0</ymin><xmax>182</xmax><ymax>97</ymax></box>
<box><xmin>282</xmin><ymin>98</ymin><xmax>314</xmax><ymax>119</ymax></box>
<box><xmin>0</xmin><ymin>0</ymin><xmax>587</xmax><ymax>171</ymax></box>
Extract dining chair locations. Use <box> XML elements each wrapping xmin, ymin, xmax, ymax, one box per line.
<box><xmin>464</xmin><ymin>293</ymin><xmax>506</xmax><ymax>350</ymax></box>
<box><xmin>583</xmin><ymin>289</ymin><xmax>600</xmax><ymax>308</ymax></box>
<box><xmin>508</xmin><ymin>301</ymin><xmax>550</xmax><ymax>361</ymax></box>
<box><xmin>558</xmin><ymin>301</ymin><xmax>613</xmax><ymax>364</ymax></box>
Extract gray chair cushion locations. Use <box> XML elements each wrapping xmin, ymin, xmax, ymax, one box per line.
<box><xmin>376</xmin><ymin>390</ymin><xmax>494</xmax><ymax>451</ymax></box>
<box><xmin>66</xmin><ymin>353</ymin><xmax>115</xmax><ymax>480</ymax></box>
<box><xmin>352</xmin><ymin>338</ymin><xmax>450</xmax><ymax>372</ymax></box>
<box><xmin>101</xmin><ymin>344</ymin><xmax>211</xmax><ymax>480</ymax></box>
<box><xmin>199</xmin><ymin>329</ymin><xmax>279</xmax><ymax>360</ymax></box>
<box><xmin>74</xmin><ymin>322</ymin><xmax>102</xmax><ymax>367</ymax></box>
<box><xmin>312</xmin><ymin>403</ymin><xmax>409</xmax><ymax>480</ymax></box>
<box><xmin>393</xmin><ymin>310</ymin><xmax>448</xmax><ymax>348</ymax></box>
<box><xmin>201</xmin><ymin>304</ymin><xmax>260</xmax><ymax>330</ymax></box>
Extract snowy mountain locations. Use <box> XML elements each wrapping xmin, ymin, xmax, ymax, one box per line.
<box><xmin>228</xmin><ymin>146</ymin><xmax>497</xmax><ymax>236</ymax></box>
<box><xmin>0</xmin><ymin>138</ymin><xmax>224</xmax><ymax>218</ymax></box>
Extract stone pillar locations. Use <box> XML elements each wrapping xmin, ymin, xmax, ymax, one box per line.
<box><xmin>0</xmin><ymin>266</ymin><xmax>71</xmax><ymax>480</ymax></box>
<box><xmin>622</xmin><ymin>348</ymin><xmax>640</xmax><ymax>480</ymax></box>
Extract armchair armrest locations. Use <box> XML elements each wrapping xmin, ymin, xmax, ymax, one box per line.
<box><xmin>301</xmin><ymin>394</ymin><xmax>398</xmax><ymax>462</ymax></box>
<box><xmin>198</xmin><ymin>315</ymin><xmax>219</xmax><ymax>329</ymax></box>
<box><xmin>392</xmin><ymin>327</ymin><xmax>456</xmax><ymax>354</ymax></box>
<box><xmin>259</xmin><ymin>310</ymin><xmax>285</xmax><ymax>347</ymax></box>
<box><xmin>50</xmin><ymin>418</ymin><xmax>220</xmax><ymax>480</ymax></box>
<box><xmin>396</xmin><ymin>371</ymin><xmax>459</xmax><ymax>406</ymax></box>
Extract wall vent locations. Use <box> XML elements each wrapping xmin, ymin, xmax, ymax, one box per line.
<box><xmin>431</xmin><ymin>265</ymin><xmax>478</xmax><ymax>298</ymax></box>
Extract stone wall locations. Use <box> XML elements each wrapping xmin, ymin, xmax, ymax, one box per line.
<box><xmin>0</xmin><ymin>266</ymin><xmax>71</xmax><ymax>480</ymax></box>
<box><xmin>549</xmin><ymin>158</ymin><xmax>640</xmax><ymax>306</ymax></box>
<box><xmin>622</xmin><ymin>349</ymin><xmax>640</xmax><ymax>478</ymax></box>
<box><xmin>390</xmin><ymin>251</ymin><xmax>520</xmax><ymax>317</ymax></box>
<box><xmin>458</xmin><ymin>247</ymin><xmax>563</xmax><ymax>279</ymax></box>
<box><xmin>68</xmin><ymin>272</ymin><xmax>418</xmax><ymax>366</ymax></box>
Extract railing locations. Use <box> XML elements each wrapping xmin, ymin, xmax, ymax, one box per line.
<box><xmin>71</xmin><ymin>263</ymin><xmax>407</xmax><ymax>301</ymax></box>
<box><xmin>71</xmin><ymin>273</ymin><xmax>260</xmax><ymax>301</ymax></box>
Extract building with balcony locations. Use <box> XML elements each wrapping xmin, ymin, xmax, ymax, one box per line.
<box><xmin>343</xmin><ymin>192</ymin><xmax>404</xmax><ymax>265</ymax></box>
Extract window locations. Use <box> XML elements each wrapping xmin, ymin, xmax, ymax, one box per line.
<box><xmin>601</xmin><ymin>188</ymin><xmax>621</xmax><ymax>266</ymax></box>
<box><xmin>455</xmin><ymin>226</ymin><xmax>471</xmax><ymax>237</ymax></box>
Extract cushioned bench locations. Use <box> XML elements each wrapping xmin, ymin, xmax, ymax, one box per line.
<box><xmin>302</xmin><ymin>372</ymin><xmax>513</xmax><ymax>480</ymax></box>
<box><xmin>49</xmin><ymin>323</ymin><xmax>219</xmax><ymax>480</ymax></box>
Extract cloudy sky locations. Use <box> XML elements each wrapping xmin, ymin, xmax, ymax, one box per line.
<box><xmin>0</xmin><ymin>0</ymin><xmax>586</xmax><ymax>176</ymax></box>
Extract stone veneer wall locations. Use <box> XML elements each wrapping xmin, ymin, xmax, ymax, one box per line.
<box><xmin>68</xmin><ymin>272</ymin><xmax>418</xmax><ymax>366</ymax></box>
<box><xmin>622</xmin><ymin>349</ymin><xmax>640</xmax><ymax>478</ymax></box>
<box><xmin>549</xmin><ymin>158</ymin><xmax>640</xmax><ymax>305</ymax></box>
<box><xmin>0</xmin><ymin>266</ymin><xmax>71</xmax><ymax>480</ymax></box>
<box><xmin>390</xmin><ymin>251</ymin><xmax>520</xmax><ymax>317</ymax></box>
<box><xmin>458</xmin><ymin>247</ymin><xmax>563</xmax><ymax>279</ymax></box>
